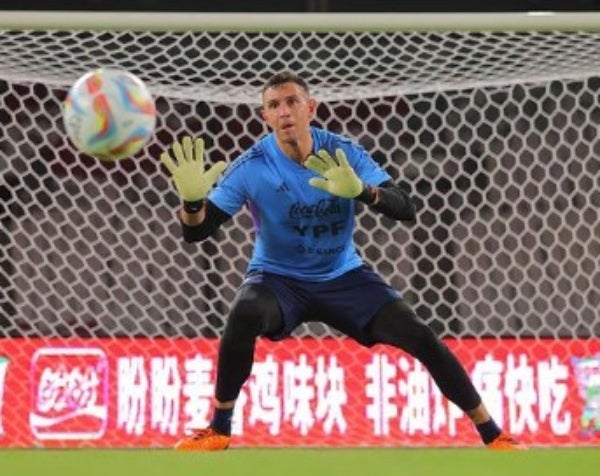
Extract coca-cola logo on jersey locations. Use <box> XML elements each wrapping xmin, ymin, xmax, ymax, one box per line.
<box><xmin>289</xmin><ymin>199</ymin><xmax>342</xmax><ymax>219</ymax></box>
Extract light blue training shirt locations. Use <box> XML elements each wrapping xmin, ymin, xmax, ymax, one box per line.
<box><xmin>208</xmin><ymin>127</ymin><xmax>391</xmax><ymax>281</ymax></box>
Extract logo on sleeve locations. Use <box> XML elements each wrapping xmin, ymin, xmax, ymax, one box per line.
<box><xmin>276</xmin><ymin>182</ymin><xmax>290</xmax><ymax>193</ymax></box>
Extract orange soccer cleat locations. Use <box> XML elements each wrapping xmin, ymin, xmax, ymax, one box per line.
<box><xmin>486</xmin><ymin>432</ymin><xmax>528</xmax><ymax>450</ymax></box>
<box><xmin>173</xmin><ymin>427</ymin><xmax>231</xmax><ymax>451</ymax></box>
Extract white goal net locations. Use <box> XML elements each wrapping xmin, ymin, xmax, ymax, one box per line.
<box><xmin>0</xmin><ymin>13</ymin><xmax>599</xmax><ymax>447</ymax></box>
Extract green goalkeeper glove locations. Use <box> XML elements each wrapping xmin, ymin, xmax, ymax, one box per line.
<box><xmin>160</xmin><ymin>136</ymin><xmax>227</xmax><ymax>202</ymax></box>
<box><xmin>304</xmin><ymin>148</ymin><xmax>363</xmax><ymax>199</ymax></box>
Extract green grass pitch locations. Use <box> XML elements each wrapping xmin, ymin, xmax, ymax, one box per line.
<box><xmin>2</xmin><ymin>447</ymin><xmax>599</xmax><ymax>476</ymax></box>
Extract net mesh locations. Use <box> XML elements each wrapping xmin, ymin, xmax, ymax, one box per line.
<box><xmin>0</xmin><ymin>27</ymin><xmax>599</xmax><ymax>447</ymax></box>
<box><xmin>1</xmin><ymin>30</ymin><xmax>600</xmax><ymax>102</ymax></box>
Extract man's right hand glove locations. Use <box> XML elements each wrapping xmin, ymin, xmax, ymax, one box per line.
<box><xmin>160</xmin><ymin>136</ymin><xmax>227</xmax><ymax>202</ymax></box>
<box><xmin>304</xmin><ymin>148</ymin><xmax>363</xmax><ymax>199</ymax></box>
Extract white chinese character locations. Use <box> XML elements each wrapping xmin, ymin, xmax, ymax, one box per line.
<box><xmin>37</xmin><ymin>364</ymin><xmax>100</xmax><ymax>415</ymax></box>
<box><xmin>117</xmin><ymin>356</ymin><xmax>148</xmax><ymax>435</ymax></box>
<box><xmin>314</xmin><ymin>355</ymin><xmax>347</xmax><ymax>434</ymax></box>
<box><xmin>0</xmin><ymin>356</ymin><xmax>9</xmax><ymax>436</ymax></box>
<box><xmin>471</xmin><ymin>354</ymin><xmax>504</xmax><ymax>425</ymax></box>
<box><xmin>431</xmin><ymin>384</ymin><xmax>463</xmax><ymax>436</ymax></box>
<box><xmin>231</xmin><ymin>387</ymin><xmax>248</xmax><ymax>436</ymax></box>
<box><xmin>398</xmin><ymin>358</ymin><xmax>431</xmax><ymax>435</ymax></box>
<box><xmin>150</xmin><ymin>357</ymin><xmax>181</xmax><ymax>435</ymax></box>
<box><xmin>537</xmin><ymin>357</ymin><xmax>570</xmax><ymax>435</ymax></box>
<box><xmin>504</xmin><ymin>354</ymin><xmax>538</xmax><ymax>433</ymax></box>
<box><xmin>248</xmin><ymin>354</ymin><xmax>281</xmax><ymax>435</ymax></box>
<box><xmin>283</xmin><ymin>354</ymin><xmax>315</xmax><ymax>435</ymax></box>
<box><xmin>365</xmin><ymin>354</ymin><xmax>397</xmax><ymax>435</ymax></box>
<box><xmin>37</xmin><ymin>365</ymin><xmax>99</xmax><ymax>413</ymax></box>
<box><xmin>182</xmin><ymin>354</ymin><xmax>213</xmax><ymax>432</ymax></box>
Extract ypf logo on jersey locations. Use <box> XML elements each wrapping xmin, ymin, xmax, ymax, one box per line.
<box><xmin>30</xmin><ymin>347</ymin><xmax>108</xmax><ymax>440</ymax></box>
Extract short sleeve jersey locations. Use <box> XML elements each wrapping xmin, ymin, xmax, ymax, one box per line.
<box><xmin>208</xmin><ymin>127</ymin><xmax>390</xmax><ymax>281</ymax></box>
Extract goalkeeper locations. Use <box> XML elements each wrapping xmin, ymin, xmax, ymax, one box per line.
<box><xmin>161</xmin><ymin>71</ymin><xmax>525</xmax><ymax>451</ymax></box>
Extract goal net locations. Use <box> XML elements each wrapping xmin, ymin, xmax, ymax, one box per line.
<box><xmin>0</xmin><ymin>12</ymin><xmax>599</xmax><ymax>447</ymax></box>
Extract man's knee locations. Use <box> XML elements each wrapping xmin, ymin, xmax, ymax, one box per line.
<box><xmin>367</xmin><ymin>298</ymin><xmax>441</xmax><ymax>356</ymax></box>
<box><xmin>224</xmin><ymin>285</ymin><xmax>282</xmax><ymax>340</ymax></box>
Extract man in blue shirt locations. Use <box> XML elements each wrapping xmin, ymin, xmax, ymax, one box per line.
<box><xmin>161</xmin><ymin>71</ymin><xmax>525</xmax><ymax>451</ymax></box>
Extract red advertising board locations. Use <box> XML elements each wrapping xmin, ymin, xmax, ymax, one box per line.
<box><xmin>0</xmin><ymin>338</ymin><xmax>598</xmax><ymax>448</ymax></box>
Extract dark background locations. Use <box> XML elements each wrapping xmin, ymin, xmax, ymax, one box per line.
<box><xmin>3</xmin><ymin>0</ymin><xmax>600</xmax><ymax>12</ymax></box>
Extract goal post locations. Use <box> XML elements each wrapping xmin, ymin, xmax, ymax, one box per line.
<box><xmin>2</xmin><ymin>10</ymin><xmax>600</xmax><ymax>32</ymax></box>
<box><xmin>0</xmin><ymin>11</ymin><xmax>599</xmax><ymax>448</ymax></box>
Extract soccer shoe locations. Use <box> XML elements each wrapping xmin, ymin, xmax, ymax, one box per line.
<box><xmin>173</xmin><ymin>427</ymin><xmax>231</xmax><ymax>451</ymax></box>
<box><xmin>486</xmin><ymin>432</ymin><xmax>528</xmax><ymax>450</ymax></box>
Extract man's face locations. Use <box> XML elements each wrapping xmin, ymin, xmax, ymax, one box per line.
<box><xmin>261</xmin><ymin>82</ymin><xmax>316</xmax><ymax>144</ymax></box>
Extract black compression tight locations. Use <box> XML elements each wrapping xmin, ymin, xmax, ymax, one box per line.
<box><xmin>215</xmin><ymin>287</ymin><xmax>481</xmax><ymax>413</ymax></box>
<box><xmin>215</xmin><ymin>285</ymin><xmax>283</xmax><ymax>402</ymax></box>
<box><xmin>365</xmin><ymin>299</ymin><xmax>482</xmax><ymax>412</ymax></box>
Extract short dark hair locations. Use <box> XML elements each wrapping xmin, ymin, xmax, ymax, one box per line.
<box><xmin>262</xmin><ymin>71</ymin><xmax>310</xmax><ymax>95</ymax></box>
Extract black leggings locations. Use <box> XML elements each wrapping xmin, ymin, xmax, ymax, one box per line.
<box><xmin>215</xmin><ymin>284</ymin><xmax>282</xmax><ymax>402</ymax></box>
<box><xmin>215</xmin><ymin>285</ymin><xmax>481</xmax><ymax>413</ymax></box>
<box><xmin>365</xmin><ymin>299</ymin><xmax>481</xmax><ymax>412</ymax></box>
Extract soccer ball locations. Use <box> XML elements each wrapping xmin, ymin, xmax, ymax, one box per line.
<box><xmin>63</xmin><ymin>68</ymin><xmax>156</xmax><ymax>161</ymax></box>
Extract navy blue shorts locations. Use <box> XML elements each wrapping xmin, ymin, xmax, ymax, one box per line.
<box><xmin>241</xmin><ymin>265</ymin><xmax>401</xmax><ymax>346</ymax></box>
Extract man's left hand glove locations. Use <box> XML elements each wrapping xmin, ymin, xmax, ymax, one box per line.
<box><xmin>304</xmin><ymin>148</ymin><xmax>363</xmax><ymax>198</ymax></box>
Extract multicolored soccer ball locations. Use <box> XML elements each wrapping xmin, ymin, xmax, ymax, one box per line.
<box><xmin>63</xmin><ymin>68</ymin><xmax>156</xmax><ymax>161</ymax></box>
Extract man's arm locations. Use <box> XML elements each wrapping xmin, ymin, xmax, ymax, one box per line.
<box><xmin>355</xmin><ymin>180</ymin><xmax>416</xmax><ymax>221</ymax></box>
<box><xmin>160</xmin><ymin>136</ymin><xmax>229</xmax><ymax>240</ymax></box>
<box><xmin>180</xmin><ymin>199</ymin><xmax>232</xmax><ymax>242</ymax></box>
